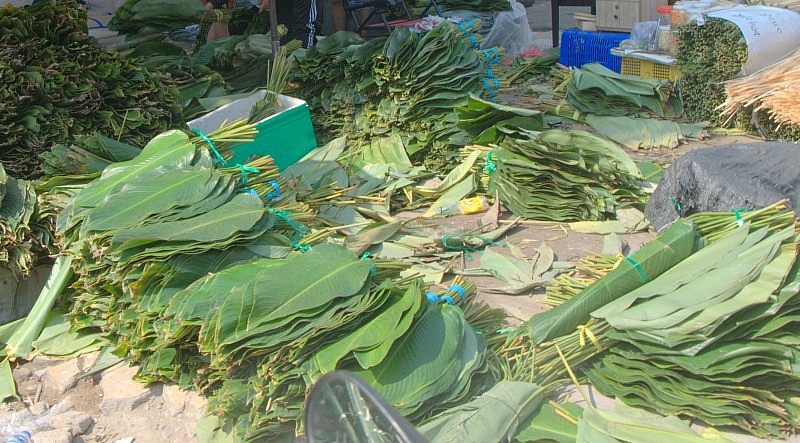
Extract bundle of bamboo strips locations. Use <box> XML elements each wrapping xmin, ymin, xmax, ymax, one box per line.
<box><xmin>720</xmin><ymin>47</ymin><xmax>800</xmax><ymax>128</ymax></box>
<box><xmin>750</xmin><ymin>0</ymin><xmax>800</xmax><ymax>11</ymax></box>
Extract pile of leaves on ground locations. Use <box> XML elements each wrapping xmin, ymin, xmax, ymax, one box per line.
<box><xmin>501</xmin><ymin>201</ymin><xmax>800</xmax><ymax>438</ymax></box>
<box><xmin>452</xmin><ymin>99</ymin><xmax>646</xmax><ymax>222</ymax></box>
<box><xmin>438</xmin><ymin>0</ymin><xmax>511</xmax><ymax>12</ymax></box>
<box><xmin>292</xmin><ymin>23</ymin><xmax>492</xmax><ymax>170</ymax></box>
<box><xmin>31</xmin><ymin>121</ymin><xmax>508</xmax><ymax>441</ymax></box>
<box><xmin>0</xmin><ymin>165</ymin><xmax>56</xmax><ymax>280</ymax></box>
<box><xmin>507</xmin><ymin>63</ymin><xmax>708</xmax><ymax>150</ymax></box>
<box><xmin>0</xmin><ymin>0</ymin><xmax>184</xmax><ymax>179</ymax></box>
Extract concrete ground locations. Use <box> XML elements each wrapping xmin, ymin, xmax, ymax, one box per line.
<box><xmin>525</xmin><ymin>0</ymin><xmax>587</xmax><ymax>49</ymax></box>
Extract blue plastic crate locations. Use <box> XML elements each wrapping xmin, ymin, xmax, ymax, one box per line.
<box><xmin>559</xmin><ymin>28</ymin><xmax>630</xmax><ymax>73</ymax></box>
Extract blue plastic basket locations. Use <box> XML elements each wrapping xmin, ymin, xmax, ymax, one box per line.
<box><xmin>559</xmin><ymin>28</ymin><xmax>630</xmax><ymax>73</ymax></box>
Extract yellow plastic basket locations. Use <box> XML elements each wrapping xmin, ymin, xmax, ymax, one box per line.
<box><xmin>621</xmin><ymin>57</ymin><xmax>683</xmax><ymax>81</ymax></box>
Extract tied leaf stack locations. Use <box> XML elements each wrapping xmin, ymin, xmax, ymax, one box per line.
<box><xmin>292</xmin><ymin>23</ymin><xmax>487</xmax><ymax>170</ymax></box>
<box><xmin>480</xmin><ymin>126</ymin><xmax>647</xmax><ymax>221</ymax></box>
<box><xmin>109</xmin><ymin>0</ymin><xmax>206</xmax><ymax>36</ymax></box>
<box><xmin>0</xmin><ymin>0</ymin><xmax>184</xmax><ymax>179</ymax></box>
<box><xmin>501</xmin><ymin>201</ymin><xmax>800</xmax><ymax>438</ymax></box>
<box><xmin>44</xmin><ymin>123</ymin><xmax>504</xmax><ymax>440</ymax></box>
<box><xmin>0</xmin><ymin>165</ymin><xmax>56</xmax><ymax>280</ymax></box>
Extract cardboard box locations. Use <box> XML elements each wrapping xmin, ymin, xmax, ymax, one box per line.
<box><xmin>188</xmin><ymin>91</ymin><xmax>317</xmax><ymax>170</ymax></box>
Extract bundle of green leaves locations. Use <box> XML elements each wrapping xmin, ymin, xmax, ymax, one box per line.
<box><xmin>438</xmin><ymin>0</ymin><xmax>511</xmax><ymax>12</ymax></box>
<box><xmin>0</xmin><ymin>0</ymin><xmax>183</xmax><ymax>179</ymax></box>
<box><xmin>0</xmin><ymin>165</ymin><xmax>56</xmax><ymax>280</ymax></box>
<box><xmin>589</xmin><ymin>222</ymin><xmax>800</xmax><ymax>437</ymax></box>
<box><xmin>566</xmin><ymin>63</ymin><xmax>682</xmax><ymax>118</ymax></box>
<box><xmin>292</xmin><ymin>24</ymin><xmax>484</xmax><ymax>169</ymax></box>
<box><xmin>108</xmin><ymin>0</ymin><xmax>205</xmax><ymax>35</ymax></box>
<box><xmin>47</xmin><ymin>124</ymin><xmax>502</xmax><ymax>441</ymax></box>
<box><xmin>485</xmin><ymin>127</ymin><xmax>646</xmax><ymax>221</ymax></box>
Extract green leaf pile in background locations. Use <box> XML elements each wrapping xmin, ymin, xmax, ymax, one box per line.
<box><xmin>485</xmin><ymin>126</ymin><xmax>646</xmax><ymax>221</ymax></box>
<box><xmin>0</xmin><ymin>0</ymin><xmax>184</xmax><ymax>179</ymax></box>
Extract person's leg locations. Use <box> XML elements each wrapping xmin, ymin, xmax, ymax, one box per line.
<box><xmin>331</xmin><ymin>0</ymin><xmax>345</xmax><ymax>31</ymax></box>
<box><xmin>275</xmin><ymin>0</ymin><xmax>294</xmax><ymax>44</ymax></box>
<box><xmin>292</xmin><ymin>0</ymin><xmax>317</xmax><ymax>48</ymax></box>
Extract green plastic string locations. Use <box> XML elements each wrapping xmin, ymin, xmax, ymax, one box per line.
<box><xmin>441</xmin><ymin>233</ymin><xmax>501</xmax><ymax>261</ymax></box>
<box><xmin>731</xmin><ymin>209</ymin><xmax>745</xmax><ymax>228</ymax></box>
<box><xmin>483</xmin><ymin>152</ymin><xmax>497</xmax><ymax>174</ymax></box>
<box><xmin>236</xmin><ymin>164</ymin><xmax>260</xmax><ymax>186</ymax></box>
<box><xmin>668</xmin><ymin>195</ymin><xmax>682</xmax><ymax>213</ymax></box>
<box><xmin>625</xmin><ymin>256</ymin><xmax>649</xmax><ymax>283</ymax></box>
<box><xmin>191</xmin><ymin>128</ymin><xmax>226</xmax><ymax>165</ymax></box>
<box><xmin>270</xmin><ymin>208</ymin><xmax>309</xmax><ymax>236</ymax></box>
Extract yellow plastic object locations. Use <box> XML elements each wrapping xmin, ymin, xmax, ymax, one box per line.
<box><xmin>457</xmin><ymin>196</ymin><xmax>488</xmax><ymax>215</ymax></box>
<box><xmin>621</xmin><ymin>57</ymin><xmax>683</xmax><ymax>82</ymax></box>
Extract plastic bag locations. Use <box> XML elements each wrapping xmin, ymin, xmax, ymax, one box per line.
<box><xmin>482</xmin><ymin>2</ymin><xmax>538</xmax><ymax>58</ymax></box>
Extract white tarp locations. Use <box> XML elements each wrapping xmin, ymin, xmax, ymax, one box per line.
<box><xmin>705</xmin><ymin>5</ymin><xmax>800</xmax><ymax>76</ymax></box>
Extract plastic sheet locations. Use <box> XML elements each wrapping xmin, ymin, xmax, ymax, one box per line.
<box><xmin>482</xmin><ymin>1</ymin><xmax>537</xmax><ymax>57</ymax></box>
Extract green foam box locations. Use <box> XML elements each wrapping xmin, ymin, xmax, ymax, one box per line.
<box><xmin>188</xmin><ymin>91</ymin><xmax>317</xmax><ymax>170</ymax></box>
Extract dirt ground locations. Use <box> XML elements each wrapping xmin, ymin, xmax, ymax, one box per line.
<box><xmin>0</xmin><ymin>133</ymin><xmax>776</xmax><ymax>443</ymax></box>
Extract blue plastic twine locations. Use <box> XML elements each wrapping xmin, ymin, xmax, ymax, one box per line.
<box><xmin>265</xmin><ymin>180</ymin><xmax>281</xmax><ymax>199</ymax></box>
<box><xmin>425</xmin><ymin>292</ymin><xmax>455</xmax><ymax>306</ymax></box>
<box><xmin>236</xmin><ymin>164</ymin><xmax>260</xmax><ymax>186</ymax></box>
<box><xmin>191</xmin><ymin>128</ymin><xmax>226</xmax><ymax>165</ymax></box>
<box><xmin>625</xmin><ymin>256</ymin><xmax>649</xmax><ymax>283</ymax></box>
<box><xmin>6</xmin><ymin>431</ymin><xmax>31</xmax><ymax>443</ymax></box>
<box><xmin>731</xmin><ymin>209</ymin><xmax>745</xmax><ymax>228</ymax></box>
<box><xmin>447</xmin><ymin>284</ymin><xmax>466</xmax><ymax>302</ymax></box>
<box><xmin>483</xmin><ymin>152</ymin><xmax>497</xmax><ymax>174</ymax></box>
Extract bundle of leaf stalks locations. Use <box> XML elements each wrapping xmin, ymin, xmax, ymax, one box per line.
<box><xmin>480</xmin><ymin>126</ymin><xmax>647</xmax><ymax>221</ymax></box>
<box><xmin>502</xmin><ymin>201</ymin><xmax>800</xmax><ymax>437</ymax></box>
<box><xmin>0</xmin><ymin>165</ymin><xmax>56</xmax><ymax>279</ymax></box>
<box><xmin>677</xmin><ymin>17</ymin><xmax>753</xmax><ymax>128</ymax></box>
<box><xmin>0</xmin><ymin>0</ymin><xmax>184</xmax><ymax>179</ymax></box>
<box><xmin>109</xmin><ymin>0</ymin><xmax>205</xmax><ymax>35</ymax></box>
<box><xmin>502</xmin><ymin>49</ymin><xmax>560</xmax><ymax>84</ymax></box>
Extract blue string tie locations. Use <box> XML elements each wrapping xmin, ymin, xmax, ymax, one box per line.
<box><xmin>191</xmin><ymin>127</ymin><xmax>226</xmax><ymax>165</ymax></box>
<box><xmin>447</xmin><ymin>284</ymin><xmax>466</xmax><ymax>302</ymax></box>
<box><xmin>425</xmin><ymin>292</ymin><xmax>455</xmax><ymax>305</ymax></box>
<box><xmin>731</xmin><ymin>209</ymin><xmax>745</xmax><ymax>228</ymax></box>
<box><xmin>265</xmin><ymin>180</ymin><xmax>281</xmax><ymax>199</ymax></box>
<box><xmin>625</xmin><ymin>256</ymin><xmax>649</xmax><ymax>283</ymax></box>
<box><xmin>483</xmin><ymin>152</ymin><xmax>497</xmax><ymax>174</ymax></box>
<box><xmin>236</xmin><ymin>164</ymin><xmax>260</xmax><ymax>186</ymax></box>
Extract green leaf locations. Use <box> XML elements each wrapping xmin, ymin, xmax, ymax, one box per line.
<box><xmin>82</xmin><ymin>169</ymin><xmax>223</xmax><ymax>233</ymax></box>
<box><xmin>5</xmin><ymin>255</ymin><xmax>74</xmax><ymax>360</ymax></box>
<box><xmin>0</xmin><ymin>358</ymin><xmax>17</xmax><ymax>402</ymax></box>
<box><xmin>110</xmin><ymin>192</ymin><xmax>265</xmax><ymax>250</ymax></box>
<box><xmin>312</xmin><ymin>280</ymin><xmax>421</xmax><ymax>373</ymax></box>
<box><xmin>419</xmin><ymin>381</ymin><xmax>545</xmax><ymax>443</ymax></box>
<box><xmin>515</xmin><ymin>401</ymin><xmax>583</xmax><ymax>443</ymax></box>
<box><xmin>527</xmin><ymin>219</ymin><xmax>697</xmax><ymax>344</ymax></box>
<box><xmin>344</xmin><ymin>221</ymin><xmax>404</xmax><ymax>256</ymax></box>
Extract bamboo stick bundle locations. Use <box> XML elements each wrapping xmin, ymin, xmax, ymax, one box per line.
<box><xmin>750</xmin><ymin>0</ymin><xmax>800</xmax><ymax>11</ymax></box>
<box><xmin>721</xmin><ymin>47</ymin><xmax>800</xmax><ymax>128</ymax></box>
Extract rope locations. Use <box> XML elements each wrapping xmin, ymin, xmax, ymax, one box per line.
<box><xmin>191</xmin><ymin>127</ymin><xmax>226</xmax><ymax>165</ymax></box>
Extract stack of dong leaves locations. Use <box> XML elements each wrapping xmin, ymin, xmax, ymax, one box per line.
<box><xmin>50</xmin><ymin>124</ymin><xmax>498</xmax><ymax>441</ymax></box>
<box><xmin>506</xmin><ymin>200</ymin><xmax>800</xmax><ymax>439</ymax></box>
